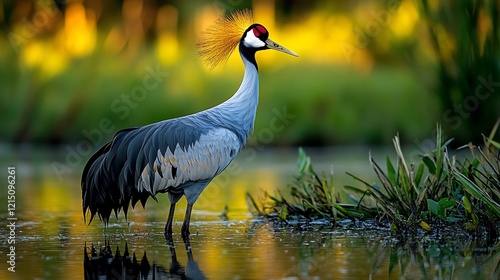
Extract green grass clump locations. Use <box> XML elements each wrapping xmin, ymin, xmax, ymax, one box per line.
<box><xmin>246</xmin><ymin>148</ymin><xmax>375</xmax><ymax>222</ymax></box>
<box><xmin>453</xmin><ymin>123</ymin><xmax>500</xmax><ymax>237</ymax></box>
<box><xmin>248</xmin><ymin>122</ymin><xmax>500</xmax><ymax>240</ymax></box>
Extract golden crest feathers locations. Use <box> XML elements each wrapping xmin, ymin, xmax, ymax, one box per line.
<box><xmin>197</xmin><ymin>10</ymin><xmax>254</xmax><ymax>69</ymax></box>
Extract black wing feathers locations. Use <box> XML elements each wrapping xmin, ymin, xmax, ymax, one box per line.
<box><xmin>81</xmin><ymin>119</ymin><xmax>207</xmax><ymax>225</ymax></box>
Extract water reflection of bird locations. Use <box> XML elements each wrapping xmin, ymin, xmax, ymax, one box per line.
<box><xmin>81</xmin><ymin>9</ymin><xmax>297</xmax><ymax>237</ymax></box>
<box><xmin>83</xmin><ymin>242</ymin><xmax>153</xmax><ymax>279</ymax></box>
<box><xmin>167</xmin><ymin>236</ymin><xmax>207</xmax><ymax>280</ymax></box>
<box><xmin>83</xmin><ymin>237</ymin><xmax>206</xmax><ymax>279</ymax></box>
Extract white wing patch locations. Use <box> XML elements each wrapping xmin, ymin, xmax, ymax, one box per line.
<box><xmin>137</xmin><ymin>128</ymin><xmax>240</xmax><ymax>194</ymax></box>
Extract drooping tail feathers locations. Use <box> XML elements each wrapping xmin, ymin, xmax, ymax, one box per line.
<box><xmin>81</xmin><ymin>127</ymin><xmax>152</xmax><ymax>225</ymax></box>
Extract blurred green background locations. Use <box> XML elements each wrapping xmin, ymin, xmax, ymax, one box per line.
<box><xmin>0</xmin><ymin>0</ymin><xmax>498</xmax><ymax>147</ymax></box>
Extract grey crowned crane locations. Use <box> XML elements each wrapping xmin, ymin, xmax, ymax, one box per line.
<box><xmin>81</xmin><ymin>10</ymin><xmax>297</xmax><ymax>237</ymax></box>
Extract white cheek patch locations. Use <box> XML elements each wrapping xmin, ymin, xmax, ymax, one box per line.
<box><xmin>243</xmin><ymin>30</ymin><xmax>265</xmax><ymax>48</ymax></box>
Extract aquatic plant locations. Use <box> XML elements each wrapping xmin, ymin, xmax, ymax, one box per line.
<box><xmin>347</xmin><ymin>125</ymin><xmax>459</xmax><ymax>235</ymax></box>
<box><xmin>246</xmin><ymin>148</ymin><xmax>376</xmax><ymax>222</ymax></box>
<box><xmin>248</xmin><ymin>122</ymin><xmax>500</xmax><ymax>240</ymax></box>
<box><xmin>453</xmin><ymin>120</ymin><xmax>500</xmax><ymax>239</ymax></box>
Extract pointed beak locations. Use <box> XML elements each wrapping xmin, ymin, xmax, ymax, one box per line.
<box><xmin>265</xmin><ymin>38</ymin><xmax>298</xmax><ymax>57</ymax></box>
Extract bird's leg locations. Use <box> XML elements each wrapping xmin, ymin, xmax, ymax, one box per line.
<box><xmin>183</xmin><ymin>234</ymin><xmax>192</xmax><ymax>252</ymax></box>
<box><xmin>181</xmin><ymin>204</ymin><xmax>193</xmax><ymax>238</ymax></box>
<box><xmin>183</xmin><ymin>234</ymin><xmax>193</xmax><ymax>259</ymax></box>
<box><xmin>164</xmin><ymin>203</ymin><xmax>176</xmax><ymax>236</ymax></box>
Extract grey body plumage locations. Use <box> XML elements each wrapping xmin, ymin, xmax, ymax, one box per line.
<box><xmin>81</xmin><ymin>11</ymin><xmax>297</xmax><ymax>236</ymax></box>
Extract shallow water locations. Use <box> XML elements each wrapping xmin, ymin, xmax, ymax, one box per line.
<box><xmin>0</xmin><ymin>147</ymin><xmax>499</xmax><ymax>279</ymax></box>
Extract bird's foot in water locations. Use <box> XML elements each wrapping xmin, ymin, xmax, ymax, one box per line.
<box><xmin>164</xmin><ymin>227</ymin><xmax>174</xmax><ymax>241</ymax></box>
<box><xmin>181</xmin><ymin>226</ymin><xmax>190</xmax><ymax>240</ymax></box>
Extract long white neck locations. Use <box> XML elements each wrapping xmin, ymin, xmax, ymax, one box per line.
<box><xmin>226</xmin><ymin>54</ymin><xmax>259</xmax><ymax>103</ymax></box>
<box><xmin>214</xmin><ymin>53</ymin><xmax>259</xmax><ymax>138</ymax></box>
